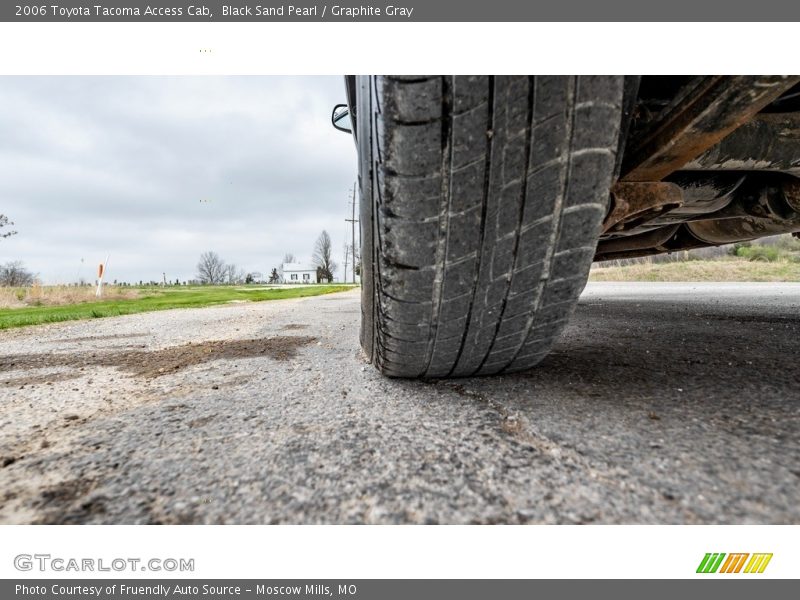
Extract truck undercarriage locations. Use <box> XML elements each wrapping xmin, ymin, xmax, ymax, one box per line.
<box><xmin>597</xmin><ymin>75</ymin><xmax>800</xmax><ymax>261</ymax></box>
<box><xmin>336</xmin><ymin>75</ymin><xmax>800</xmax><ymax>378</ymax></box>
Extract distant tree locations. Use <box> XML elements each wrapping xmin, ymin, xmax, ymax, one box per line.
<box><xmin>224</xmin><ymin>264</ymin><xmax>246</xmax><ymax>285</ymax></box>
<box><xmin>268</xmin><ymin>268</ymin><xmax>280</xmax><ymax>283</ymax></box>
<box><xmin>245</xmin><ymin>273</ymin><xmax>254</xmax><ymax>284</ymax></box>
<box><xmin>352</xmin><ymin>243</ymin><xmax>361</xmax><ymax>278</ymax></box>
<box><xmin>312</xmin><ymin>230</ymin><xmax>337</xmax><ymax>283</ymax></box>
<box><xmin>0</xmin><ymin>215</ymin><xmax>16</xmax><ymax>240</ymax></box>
<box><xmin>197</xmin><ymin>251</ymin><xmax>227</xmax><ymax>284</ymax></box>
<box><xmin>278</xmin><ymin>252</ymin><xmax>296</xmax><ymax>281</ymax></box>
<box><xmin>0</xmin><ymin>261</ymin><xmax>36</xmax><ymax>287</ymax></box>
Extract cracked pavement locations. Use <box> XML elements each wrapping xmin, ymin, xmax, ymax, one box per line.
<box><xmin>0</xmin><ymin>283</ymin><xmax>798</xmax><ymax>524</ymax></box>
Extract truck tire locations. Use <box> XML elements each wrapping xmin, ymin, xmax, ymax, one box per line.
<box><xmin>357</xmin><ymin>76</ymin><xmax>624</xmax><ymax>377</ymax></box>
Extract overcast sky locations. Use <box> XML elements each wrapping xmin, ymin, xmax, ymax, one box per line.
<box><xmin>0</xmin><ymin>76</ymin><xmax>359</xmax><ymax>284</ymax></box>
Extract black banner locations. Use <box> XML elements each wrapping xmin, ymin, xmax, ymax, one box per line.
<box><xmin>3</xmin><ymin>580</ymin><xmax>799</xmax><ymax>599</ymax></box>
<box><xmin>3</xmin><ymin>0</ymin><xmax>800</xmax><ymax>22</ymax></box>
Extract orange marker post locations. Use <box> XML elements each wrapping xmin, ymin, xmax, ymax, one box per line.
<box><xmin>95</xmin><ymin>255</ymin><xmax>109</xmax><ymax>298</ymax></box>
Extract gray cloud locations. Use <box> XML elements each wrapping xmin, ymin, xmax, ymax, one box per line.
<box><xmin>0</xmin><ymin>76</ymin><xmax>359</xmax><ymax>283</ymax></box>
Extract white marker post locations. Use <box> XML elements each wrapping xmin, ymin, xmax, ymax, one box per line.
<box><xmin>96</xmin><ymin>254</ymin><xmax>109</xmax><ymax>298</ymax></box>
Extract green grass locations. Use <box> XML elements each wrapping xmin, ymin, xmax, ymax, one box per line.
<box><xmin>0</xmin><ymin>285</ymin><xmax>356</xmax><ymax>330</ymax></box>
<box><xmin>734</xmin><ymin>245</ymin><xmax>782</xmax><ymax>262</ymax></box>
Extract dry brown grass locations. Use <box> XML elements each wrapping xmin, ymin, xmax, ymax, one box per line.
<box><xmin>0</xmin><ymin>285</ymin><xmax>139</xmax><ymax>309</ymax></box>
<box><xmin>589</xmin><ymin>258</ymin><xmax>800</xmax><ymax>282</ymax></box>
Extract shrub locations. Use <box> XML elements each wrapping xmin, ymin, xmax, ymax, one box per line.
<box><xmin>736</xmin><ymin>245</ymin><xmax>779</xmax><ymax>262</ymax></box>
<box><xmin>730</xmin><ymin>241</ymin><xmax>752</xmax><ymax>256</ymax></box>
<box><xmin>0</xmin><ymin>261</ymin><xmax>36</xmax><ymax>287</ymax></box>
<box><xmin>775</xmin><ymin>234</ymin><xmax>800</xmax><ymax>252</ymax></box>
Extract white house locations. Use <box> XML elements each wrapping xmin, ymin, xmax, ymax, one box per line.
<box><xmin>282</xmin><ymin>262</ymin><xmax>317</xmax><ymax>284</ymax></box>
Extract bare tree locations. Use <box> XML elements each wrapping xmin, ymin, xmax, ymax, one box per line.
<box><xmin>0</xmin><ymin>261</ymin><xmax>36</xmax><ymax>287</ymax></box>
<box><xmin>312</xmin><ymin>230</ymin><xmax>337</xmax><ymax>283</ymax></box>
<box><xmin>278</xmin><ymin>252</ymin><xmax>296</xmax><ymax>282</ymax></box>
<box><xmin>354</xmin><ymin>246</ymin><xmax>362</xmax><ymax>278</ymax></box>
<box><xmin>196</xmin><ymin>251</ymin><xmax>227</xmax><ymax>284</ymax></box>
<box><xmin>0</xmin><ymin>215</ymin><xmax>17</xmax><ymax>240</ymax></box>
<box><xmin>224</xmin><ymin>263</ymin><xmax>246</xmax><ymax>285</ymax></box>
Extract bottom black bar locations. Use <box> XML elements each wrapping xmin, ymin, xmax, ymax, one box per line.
<box><xmin>2</xmin><ymin>580</ymin><xmax>797</xmax><ymax>600</ymax></box>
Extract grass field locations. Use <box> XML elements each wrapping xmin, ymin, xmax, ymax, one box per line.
<box><xmin>0</xmin><ymin>285</ymin><xmax>355</xmax><ymax>330</ymax></box>
<box><xmin>589</xmin><ymin>259</ymin><xmax>800</xmax><ymax>282</ymax></box>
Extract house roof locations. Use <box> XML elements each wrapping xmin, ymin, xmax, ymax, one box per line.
<box><xmin>282</xmin><ymin>262</ymin><xmax>316</xmax><ymax>272</ymax></box>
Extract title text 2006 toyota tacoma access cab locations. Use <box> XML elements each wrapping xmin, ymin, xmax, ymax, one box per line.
<box><xmin>333</xmin><ymin>76</ymin><xmax>800</xmax><ymax>378</ymax></box>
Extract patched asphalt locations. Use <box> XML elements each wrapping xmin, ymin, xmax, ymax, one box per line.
<box><xmin>0</xmin><ymin>283</ymin><xmax>797</xmax><ymax>524</ymax></box>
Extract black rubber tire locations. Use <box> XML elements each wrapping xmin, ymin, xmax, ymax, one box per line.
<box><xmin>358</xmin><ymin>76</ymin><xmax>624</xmax><ymax>378</ymax></box>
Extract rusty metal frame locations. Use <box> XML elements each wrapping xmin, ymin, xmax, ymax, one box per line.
<box><xmin>597</xmin><ymin>75</ymin><xmax>800</xmax><ymax>260</ymax></box>
<box><xmin>603</xmin><ymin>182</ymin><xmax>684</xmax><ymax>233</ymax></box>
<box><xmin>595</xmin><ymin>225</ymin><xmax>681</xmax><ymax>262</ymax></box>
<box><xmin>620</xmin><ymin>76</ymin><xmax>800</xmax><ymax>182</ymax></box>
<box><xmin>683</xmin><ymin>112</ymin><xmax>800</xmax><ymax>175</ymax></box>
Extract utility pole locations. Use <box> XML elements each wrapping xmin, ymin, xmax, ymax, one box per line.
<box><xmin>343</xmin><ymin>242</ymin><xmax>350</xmax><ymax>283</ymax></box>
<box><xmin>345</xmin><ymin>182</ymin><xmax>358</xmax><ymax>284</ymax></box>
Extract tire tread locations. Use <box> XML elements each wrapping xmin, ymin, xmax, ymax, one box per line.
<box><xmin>361</xmin><ymin>75</ymin><xmax>623</xmax><ymax>378</ymax></box>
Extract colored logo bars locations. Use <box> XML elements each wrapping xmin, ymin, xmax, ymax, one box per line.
<box><xmin>696</xmin><ymin>553</ymin><xmax>773</xmax><ymax>574</ymax></box>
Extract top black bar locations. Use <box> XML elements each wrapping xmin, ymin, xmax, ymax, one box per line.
<box><xmin>3</xmin><ymin>0</ymin><xmax>800</xmax><ymax>22</ymax></box>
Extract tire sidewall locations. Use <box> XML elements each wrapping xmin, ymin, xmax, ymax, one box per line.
<box><xmin>356</xmin><ymin>76</ymin><xmax>376</xmax><ymax>364</ymax></box>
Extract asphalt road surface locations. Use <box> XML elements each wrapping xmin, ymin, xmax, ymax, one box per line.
<box><xmin>1</xmin><ymin>282</ymin><xmax>798</xmax><ymax>524</ymax></box>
